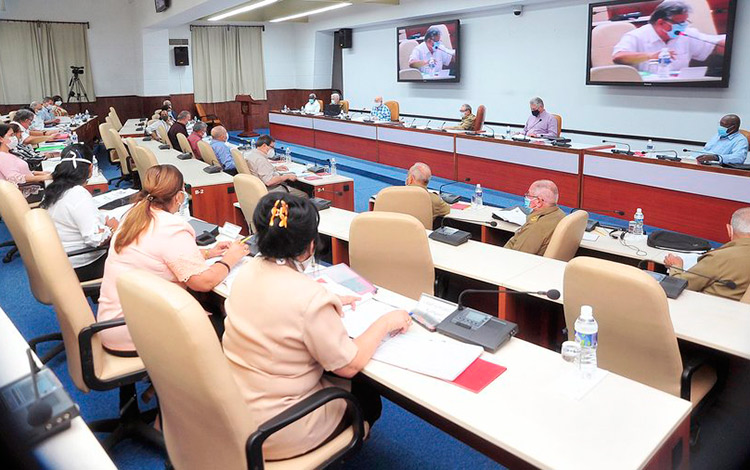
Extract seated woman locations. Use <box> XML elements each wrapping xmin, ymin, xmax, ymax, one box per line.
<box><xmin>97</xmin><ymin>164</ymin><xmax>248</xmax><ymax>356</ymax></box>
<box><xmin>8</xmin><ymin>123</ymin><xmax>45</xmax><ymax>169</ymax></box>
<box><xmin>0</xmin><ymin>123</ymin><xmax>51</xmax><ymax>202</ymax></box>
<box><xmin>41</xmin><ymin>144</ymin><xmax>116</xmax><ymax>282</ymax></box>
<box><xmin>222</xmin><ymin>193</ymin><xmax>411</xmax><ymax>460</ymax></box>
<box><xmin>51</xmin><ymin>95</ymin><xmax>68</xmax><ymax>117</ymax></box>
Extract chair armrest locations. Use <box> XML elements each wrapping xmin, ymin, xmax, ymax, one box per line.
<box><xmin>78</xmin><ymin>318</ymin><xmax>147</xmax><ymax>391</ymax></box>
<box><xmin>680</xmin><ymin>354</ymin><xmax>712</xmax><ymax>401</ymax></box>
<box><xmin>67</xmin><ymin>244</ymin><xmax>108</xmax><ymax>258</ymax></box>
<box><xmin>246</xmin><ymin>387</ymin><xmax>365</xmax><ymax>470</ymax></box>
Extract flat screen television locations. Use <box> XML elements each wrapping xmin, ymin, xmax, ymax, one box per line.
<box><xmin>155</xmin><ymin>0</ymin><xmax>169</xmax><ymax>13</ymax></box>
<box><xmin>396</xmin><ymin>20</ymin><xmax>460</xmax><ymax>82</ymax></box>
<box><xmin>586</xmin><ymin>0</ymin><xmax>737</xmax><ymax>87</ymax></box>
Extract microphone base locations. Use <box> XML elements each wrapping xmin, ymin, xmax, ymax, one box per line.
<box><xmin>437</xmin><ymin>307</ymin><xmax>518</xmax><ymax>352</ymax></box>
<box><xmin>310</xmin><ymin>197</ymin><xmax>332</xmax><ymax>211</ymax></box>
<box><xmin>440</xmin><ymin>193</ymin><xmax>461</xmax><ymax>204</ymax></box>
<box><xmin>611</xmin><ymin>149</ymin><xmax>635</xmax><ymax>156</ymax></box>
<box><xmin>429</xmin><ymin>226</ymin><xmax>471</xmax><ymax>246</ymax></box>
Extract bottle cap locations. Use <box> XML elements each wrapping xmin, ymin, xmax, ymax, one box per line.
<box><xmin>580</xmin><ymin>305</ymin><xmax>593</xmax><ymax>319</ymax></box>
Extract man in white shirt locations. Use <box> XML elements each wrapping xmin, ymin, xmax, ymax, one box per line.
<box><xmin>302</xmin><ymin>94</ymin><xmax>321</xmax><ymax>114</ymax></box>
<box><xmin>612</xmin><ymin>0</ymin><xmax>725</xmax><ymax>73</ymax></box>
<box><xmin>408</xmin><ymin>26</ymin><xmax>455</xmax><ymax>77</ymax></box>
<box><xmin>146</xmin><ymin>109</ymin><xmax>170</xmax><ymax>140</ymax></box>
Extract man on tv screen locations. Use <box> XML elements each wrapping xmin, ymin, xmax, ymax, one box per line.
<box><xmin>408</xmin><ymin>26</ymin><xmax>455</xmax><ymax>79</ymax></box>
<box><xmin>611</xmin><ymin>1</ymin><xmax>725</xmax><ymax>77</ymax></box>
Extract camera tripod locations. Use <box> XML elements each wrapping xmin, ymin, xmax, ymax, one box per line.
<box><xmin>67</xmin><ymin>70</ymin><xmax>89</xmax><ymax>103</ymax></box>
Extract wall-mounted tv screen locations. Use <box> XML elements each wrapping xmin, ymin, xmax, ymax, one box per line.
<box><xmin>586</xmin><ymin>0</ymin><xmax>737</xmax><ymax>87</ymax></box>
<box><xmin>397</xmin><ymin>20</ymin><xmax>460</xmax><ymax>82</ymax></box>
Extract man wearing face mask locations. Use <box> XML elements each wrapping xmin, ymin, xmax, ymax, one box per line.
<box><xmin>444</xmin><ymin>104</ymin><xmax>475</xmax><ymax>131</ymax></box>
<box><xmin>370</xmin><ymin>96</ymin><xmax>391</xmax><ymax>122</ymax></box>
<box><xmin>697</xmin><ymin>114</ymin><xmax>748</xmax><ymax>165</ymax></box>
<box><xmin>303</xmin><ymin>94</ymin><xmax>321</xmax><ymax>114</ymax></box>
<box><xmin>408</xmin><ymin>26</ymin><xmax>455</xmax><ymax>77</ymax></box>
<box><xmin>245</xmin><ymin>135</ymin><xmax>306</xmax><ymax>197</ymax></box>
<box><xmin>39</xmin><ymin>97</ymin><xmax>60</xmax><ymax>126</ymax></box>
<box><xmin>504</xmin><ymin>180</ymin><xmax>565</xmax><ymax>256</ymax></box>
<box><xmin>209</xmin><ymin>126</ymin><xmax>236</xmax><ymax>174</ymax></box>
<box><xmin>521</xmin><ymin>97</ymin><xmax>558</xmax><ymax>138</ymax></box>
<box><xmin>145</xmin><ymin>109</ymin><xmax>171</xmax><ymax>140</ymax></box>
<box><xmin>612</xmin><ymin>1</ymin><xmax>725</xmax><ymax>73</ymax></box>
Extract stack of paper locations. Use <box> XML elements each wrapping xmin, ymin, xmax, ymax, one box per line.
<box><xmin>93</xmin><ymin>188</ymin><xmax>138</xmax><ymax>208</ymax></box>
<box><xmin>493</xmin><ymin>207</ymin><xmax>528</xmax><ymax>226</ymax></box>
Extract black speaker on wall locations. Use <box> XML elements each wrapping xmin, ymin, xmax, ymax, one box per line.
<box><xmin>338</xmin><ymin>29</ymin><xmax>352</xmax><ymax>49</ymax></box>
<box><xmin>174</xmin><ymin>46</ymin><xmax>189</xmax><ymax>66</ymax></box>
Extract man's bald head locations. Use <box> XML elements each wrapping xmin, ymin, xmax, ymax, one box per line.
<box><xmin>406</xmin><ymin>162</ymin><xmax>432</xmax><ymax>187</ymax></box>
<box><xmin>720</xmin><ymin>114</ymin><xmax>741</xmax><ymax>134</ymax></box>
<box><xmin>730</xmin><ymin>207</ymin><xmax>750</xmax><ymax>238</ymax></box>
<box><xmin>211</xmin><ymin>125</ymin><xmax>227</xmax><ymax>141</ymax></box>
<box><xmin>528</xmin><ymin>180</ymin><xmax>559</xmax><ymax>208</ymax></box>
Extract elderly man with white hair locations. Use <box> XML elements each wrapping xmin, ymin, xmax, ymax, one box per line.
<box><xmin>522</xmin><ymin>97</ymin><xmax>559</xmax><ymax>138</ymax></box>
<box><xmin>665</xmin><ymin>207</ymin><xmax>750</xmax><ymax>301</ymax></box>
<box><xmin>505</xmin><ymin>180</ymin><xmax>565</xmax><ymax>256</ymax></box>
<box><xmin>406</xmin><ymin>162</ymin><xmax>450</xmax><ymax>220</ymax></box>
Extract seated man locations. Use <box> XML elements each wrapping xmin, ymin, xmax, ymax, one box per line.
<box><xmin>445</xmin><ymin>104</ymin><xmax>475</xmax><ymax>131</ymax></box>
<box><xmin>522</xmin><ymin>97</ymin><xmax>559</xmax><ymax>138</ymax></box>
<box><xmin>331</xmin><ymin>93</ymin><xmax>341</xmax><ymax>105</ymax></box>
<box><xmin>505</xmin><ymin>180</ymin><xmax>565</xmax><ymax>256</ymax></box>
<box><xmin>209</xmin><ymin>126</ymin><xmax>236</xmax><ymax>174</ymax></box>
<box><xmin>145</xmin><ymin>109</ymin><xmax>170</xmax><ymax>140</ymax></box>
<box><xmin>11</xmin><ymin>109</ymin><xmax>56</xmax><ymax>145</ymax></box>
<box><xmin>664</xmin><ymin>207</ymin><xmax>750</xmax><ymax>301</ymax></box>
<box><xmin>167</xmin><ymin>110</ymin><xmax>191</xmax><ymax>150</ymax></box>
<box><xmin>406</xmin><ymin>162</ymin><xmax>450</xmax><ymax>220</ymax></box>
<box><xmin>188</xmin><ymin>121</ymin><xmax>207</xmax><ymax>160</ymax></box>
<box><xmin>39</xmin><ymin>97</ymin><xmax>60</xmax><ymax>126</ymax></box>
<box><xmin>302</xmin><ymin>94</ymin><xmax>320</xmax><ymax>114</ymax></box>
<box><xmin>244</xmin><ymin>135</ymin><xmax>306</xmax><ymax>197</ymax></box>
<box><xmin>370</xmin><ymin>96</ymin><xmax>391</xmax><ymax>121</ymax></box>
<box><xmin>29</xmin><ymin>101</ymin><xmax>47</xmax><ymax>131</ymax></box>
<box><xmin>408</xmin><ymin>26</ymin><xmax>455</xmax><ymax>76</ymax></box>
<box><xmin>697</xmin><ymin>114</ymin><xmax>748</xmax><ymax>165</ymax></box>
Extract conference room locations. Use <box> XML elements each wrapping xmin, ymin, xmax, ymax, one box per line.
<box><xmin>1</xmin><ymin>0</ymin><xmax>749</xmax><ymax>469</ymax></box>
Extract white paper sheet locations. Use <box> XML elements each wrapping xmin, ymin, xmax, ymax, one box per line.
<box><xmin>493</xmin><ymin>207</ymin><xmax>528</xmax><ymax>226</ymax></box>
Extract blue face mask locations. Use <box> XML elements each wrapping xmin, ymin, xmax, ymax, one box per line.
<box><xmin>666</xmin><ymin>21</ymin><xmax>688</xmax><ymax>39</ymax></box>
<box><xmin>718</xmin><ymin>125</ymin><xmax>730</xmax><ymax>138</ymax></box>
<box><xmin>309</xmin><ymin>98</ymin><xmax>315</xmax><ymax>103</ymax></box>
<box><xmin>523</xmin><ymin>196</ymin><xmax>532</xmax><ymax>209</ymax></box>
<box><xmin>433</xmin><ymin>40</ymin><xmax>441</xmax><ymax>50</ymax></box>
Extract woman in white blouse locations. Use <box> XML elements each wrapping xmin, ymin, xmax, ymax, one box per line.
<box><xmin>41</xmin><ymin>144</ymin><xmax>118</xmax><ymax>281</ymax></box>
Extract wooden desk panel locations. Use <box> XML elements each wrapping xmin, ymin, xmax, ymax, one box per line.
<box><xmin>269</xmin><ymin>123</ymin><xmax>315</xmax><ymax>147</ymax></box>
<box><xmin>189</xmin><ymin>183</ymin><xmax>236</xmax><ymax>226</ymax></box>
<box><xmin>378</xmin><ymin>141</ymin><xmax>456</xmax><ymax>179</ymax></box>
<box><xmin>314</xmin><ymin>131</ymin><xmax>378</xmax><ymax>162</ymax></box>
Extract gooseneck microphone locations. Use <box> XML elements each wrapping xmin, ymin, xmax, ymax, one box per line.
<box><xmin>676</xmin><ymin>31</ymin><xmax>722</xmax><ymax>46</ymax></box>
<box><xmin>26</xmin><ymin>349</ymin><xmax>52</xmax><ymax>427</ymax></box>
<box><xmin>457</xmin><ymin>288</ymin><xmax>561</xmax><ymax>310</ymax></box>
<box><xmin>439</xmin><ymin>177</ymin><xmax>470</xmax><ymax>195</ymax></box>
<box><xmin>665</xmin><ymin>264</ymin><xmax>736</xmax><ymax>290</ymax></box>
<box><xmin>602</xmin><ymin>139</ymin><xmax>634</xmax><ymax>156</ymax></box>
<box><xmin>573</xmin><ymin>207</ymin><xmax>626</xmax><ymax>216</ymax></box>
<box><xmin>524</xmin><ymin>118</ymin><xmax>543</xmax><ymax>136</ymax></box>
<box><xmin>425</xmin><ymin>119</ymin><xmax>433</xmax><ymax>129</ymax></box>
<box><xmin>484</xmin><ymin>126</ymin><xmax>496</xmax><ymax>138</ymax></box>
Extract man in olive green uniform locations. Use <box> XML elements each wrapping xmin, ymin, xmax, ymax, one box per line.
<box><xmin>505</xmin><ymin>180</ymin><xmax>565</xmax><ymax>256</ymax></box>
<box><xmin>406</xmin><ymin>162</ymin><xmax>450</xmax><ymax>220</ymax></box>
<box><xmin>445</xmin><ymin>104</ymin><xmax>476</xmax><ymax>131</ymax></box>
<box><xmin>665</xmin><ymin>207</ymin><xmax>750</xmax><ymax>301</ymax></box>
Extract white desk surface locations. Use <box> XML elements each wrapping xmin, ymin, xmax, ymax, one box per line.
<box><xmin>135</xmin><ymin>138</ymin><xmax>234</xmax><ymax>187</ymax></box>
<box><xmin>118</xmin><ymin>118</ymin><xmax>147</xmax><ymax>136</ymax></box>
<box><xmin>0</xmin><ymin>307</ymin><xmax>116</xmax><ymax>469</ymax></box>
<box><xmin>42</xmin><ymin>159</ymin><xmax>107</xmax><ymax>186</ymax></box>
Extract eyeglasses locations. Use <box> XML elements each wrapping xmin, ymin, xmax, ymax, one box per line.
<box><xmin>524</xmin><ymin>192</ymin><xmax>541</xmax><ymax>201</ymax></box>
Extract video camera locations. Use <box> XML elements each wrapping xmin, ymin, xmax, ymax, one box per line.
<box><xmin>70</xmin><ymin>66</ymin><xmax>84</xmax><ymax>75</ymax></box>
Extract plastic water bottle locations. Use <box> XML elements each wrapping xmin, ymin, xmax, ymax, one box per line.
<box><xmin>657</xmin><ymin>48</ymin><xmax>671</xmax><ymax>78</ymax></box>
<box><xmin>634</xmin><ymin>208</ymin><xmax>644</xmax><ymax>236</ymax></box>
<box><xmin>71</xmin><ymin>132</ymin><xmax>78</xmax><ymax>144</ymax></box>
<box><xmin>250</xmin><ymin>139</ymin><xmax>256</xmax><ymax>150</ymax></box>
<box><xmin>178</xmin><ymin>193</ymin><xmax>190</xmax><ymax>219</ymax></box>
<box><xmin>506</xmin><ymin>126</ymin><xmax>511</xmax><ymax>138</ymax></box>
<box><xmin>646</xmin><ymin>139</ymin><xmax>654</xmax><ymax>153</ymax></box>
<box><xmin>285</xmin><ymin>146</ymin><xmax>292</xmax><ymax>164</ymax></box>
<box><xmin>330</xmin><ymin>158</ymin><xmax>337</xmax><ymax>176</ymax></box>
<box><xmin>574</xmin><ymin>305</ymin><xmax>598</xmax><ymax>380</ymax></box>
<box><xmin>472</xmin><ymin>184</ymin><xmax>483</xmax><ymax>208</ymax></box>
<box><xmin>92</xmin><ymin>155</ymin><xmax>99</xmax><ymax>176</ymax></box>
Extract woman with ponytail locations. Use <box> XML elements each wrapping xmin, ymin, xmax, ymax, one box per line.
<box><xmin>97</xmin><ymin>164</ymin><xmax>249</xmax><ymax>355</ymax></box>
<box><xmin>42</xmin><ymin>144</ymin><xmax>116</xmax><ymax>281</ymax></box>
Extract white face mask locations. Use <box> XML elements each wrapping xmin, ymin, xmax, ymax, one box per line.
<box><xmin>7</xmin><ymin>136</ymin><xmax>19</xmax><ymax>150</ymax></box>
<box><xmin>293</xmin><ymin>253</ymin><xmax>315</xmax><ymax>273</ymax></box>
<box><xmin>266</xmin><ymin>148</ymin><xmax>275</xmax><ymax>159</ymax></box>
<box><xmin>374</xmin><ymin>101</ymin><xmax>382</xmax><ymax>107</ymax></box>
<box><xmin>55</xmin><ymin>100</ymin><xmax>62</xmax><ymax>106</ymax></box>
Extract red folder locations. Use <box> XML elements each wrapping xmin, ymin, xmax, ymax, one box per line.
<box><xmin>451</xmin><ymin>358</ymin><xmax>506</xmax><ymax>393</ymax></box>
<box><xmin>451</xmin><ymin>202</ymin><xmax>471</xmax><ymax>210</ymax></box>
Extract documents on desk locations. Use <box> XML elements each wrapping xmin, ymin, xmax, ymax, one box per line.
<box><xmin>93</xmin><ymin>188</ymin><xmax>138</xmax><ymax>208</ymax></box>
<box><xmin>492</xmin><ymin>206</ymin><xmax>528</xmax><ymax>226</ymax></box>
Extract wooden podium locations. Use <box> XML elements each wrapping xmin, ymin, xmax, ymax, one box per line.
<box><xmin>236</xmin><ymin>94</ymin><xmax>260</xmax><ymax>137</ymax></box>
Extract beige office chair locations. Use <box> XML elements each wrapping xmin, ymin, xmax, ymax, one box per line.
<box><xmin>98</xmin><ymin>122</ymin><xmax>120</xmax><ymax>165</ymax></box>
<box><xmin>739</xmin><ymin>129</ymin><xmax>750</xmax><ymax>146</ymax></box>
<box><xmin>685</xmin><ymin>0</ymin><xmax>717</xmax><ymax>35</ymax></box>
<box><xmin>234</xmin><ymin>174</ymin><xmax>268</xmax><ymax>233</ymax></box>
<box><xmin>156</xmin><ymin>124</ymin><xmax>172</xmax><ymax>148</ymax></box>
<box><xmin>231</xmin><ymin>148</ymin><xmax>251</xmax><ymax>175</ymax></box>
<box><xmin>373</xmin><ymin>186</ymin><xmax>433</xmax><ymax>230</ymax></box>
<box><xmin>195</xmin><ymin>103</ymin><xmax>222</xmax><ymax>130</ymax></box>
<box><xmin>108</xmin><ymin>129</ymin><xmax>135</xmax><ymax>186</ymax></box>
<box><xmin>384</xmin><ymin>101</ymin><xmax>400</xmax><ymax>121</ymax></box>
<box><xmin>197</xmin><ymin>140</ymin><xmax>222</xmax><ymax>167</ymax></box>
<box><xmin>563</xmin><ymin>257</ymin><xmax>717</xmax><ymax>407</ymax></box>
<box><xmin>316</xmin><ymin>99</ymin><xmax>325</xmax><ymax>111</ymax></box>
<box><xmin>108</xmin><ymin>107</ymin><xmax>123</xmax><ymax>131</ymax></box>
<box><xmin>590</xmin><ymin>65</ymin><xmax>643</xmax><ymax>83</ymax></box>
<box><xmin>473</xmin><ymin>105</ymin><xmax>486</xmax><ymax>133</ymax></box>
<box><xmin>8</xmin><ymin>110</ymin><xmax>16</xmax><ymax>121</ymax></box>
<box><xmin>551</xmin><ymin>113</ymin><xmax>563</xmax><ymax>135</ymax></box>
<box><xmin>740</xmin><ymin>288</ymin><xmax>750</xmax><ymax>304</ymax></box>
<box><xmin>340</xmin><ymin>100</ymin><xmax>350</xmax><ymax>113</ymax></box>
<box><xmin>398</xmin><ymin>39</ymin><xmax>419</xmax><ymax>70</ymax></box>
<box><xmin>105</xmin><ymin>115</ymin><xmax>116</xmax><ymax>132</ymax></box>
<box><xmin>177</xmin><ymin>132</ymin><xmax>193</xmax><ymax>156</ymax></box>
<box><xmin>117</xmin><ymin>269</ymin><xmax>365</xmax><ymax>470</ymax></box>
<box><xmin>428</xmin><ymin>24</ymin><xmax>453</xmax><ymax>50</ymax></box>
<box><xmin>590</xmin><ymin>23</ymin><xmax>636</xmax><ymax>67</ymax></box>
<box><xmin>399</xmin><ymin>69</ymin><xmax>422</xmax><ymax>80</ymax></box>
<box><xmin>24</xmin><ymin>209</ymin><xmax>163</xmax><ymax>450</ymax></box>
<box><xmin>133</xmin><ymin>146</ymin><xmax>159</xmax><ymax>174</ymax></box>
<box><xmin>544</xmin><ymin>210</ymin><xmax>588</xmax><ymax>262</ymax></box>
<box><xmin>350</xmin><ymin>212</ymin><xmax>434</xmax><ymax>300</ymax></box>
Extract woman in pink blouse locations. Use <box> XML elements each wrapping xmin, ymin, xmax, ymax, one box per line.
<box><xmin>0</xmin><ymin>123</ymin><xmax>51</xmax><ymax>199</ymax></box>
<box><xmin>97</xmin><ymin>164</ymin><xmax>248</xmax><ymax>355</ymax></box>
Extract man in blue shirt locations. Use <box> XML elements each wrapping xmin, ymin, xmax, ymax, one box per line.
<box><xmin>370</xmin><ymin>96</ymin><xmax>391</xmax><ymax>121</ymax></box>
<box><xmin>698</xmin><ymin>114</ymin><xmax>748</xmax><ymax>165</ymax></box>
<box><xmin>210</xmin><ymin>126</ymin><xmax>236</xmax><ymax>174</ymax></box>
<box><xmin>38</xmin><ymin>97</ymin><xmax>59</xmax><ymax>125</ymax></box>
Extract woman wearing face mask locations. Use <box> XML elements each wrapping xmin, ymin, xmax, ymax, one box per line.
<box><xmin>41</xmin><ymin>144</ymin><xmax>116</xmax><ymax>282</ymax></box>
<box><xmin>0</xmin><ymin>123</ymin><xmax>52</xmax><ymax>201</ymax></box>
<box><xmin>8</xmin><ymin>123</ymin><xmax>47</xmax><ymax>168</ymax></box>
<box><xmin>51</xmin><ymin>95</ymin><xmax>68</xmax><ymax>117</ymax></box>
<box><xmin>302</xmin><ymin>93</ymin><xmax>321</xmax><ymax>114</ymax></box>
<box><xmin>222</xmin><ymin>193</ymin><xmax>411</xmax><ymax>460</ymax></box>
<box><xmin>96</xmin><ymin>164</ymin><xmax>249</xmax><ymax>356</ymax></box>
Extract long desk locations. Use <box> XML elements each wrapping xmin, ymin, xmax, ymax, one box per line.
<box><xmin>119</xmin><ymin>118</ymin><xmax>148</xmax><ymax>138</ymax></box>
<box><xmin>42</xmin><ymin>158</ymin><xmax>109</xmax><ymax>195</ymax></box>
<box><xmin>269</xmin><ymin>110</ymin><xmax>750</xmax><ymax>242</ymax></box>
<box><xmin>0</xmin><ymin>306</ymin><xmax>116</xmax><ymax>469</ymax></box>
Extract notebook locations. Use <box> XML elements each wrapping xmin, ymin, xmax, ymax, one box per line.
<box><xmin>451</xmin><ymin>358</ymin><xmax>507</xmax><ymax>393</ymax></box>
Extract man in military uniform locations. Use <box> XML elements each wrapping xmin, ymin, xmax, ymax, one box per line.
<box><xmin>445</xmin><ymin>104</ymin><xmax>475</xmax><ymax>131</ymax></box>
<box><xmin>665</xmin><ymin>207</ymin><xmax>750</xmax><ymax>301</ymax></box>
<box><xmin>405</xmin><ymin>162</ymin><xmax>450</xmax><ymax>220</ymax></box>
<box><xmin>505</xmin><ymin>180</ymin><xmax>565</xmax><ymax>256</ymax></box>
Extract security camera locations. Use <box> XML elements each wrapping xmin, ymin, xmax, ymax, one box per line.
<box><xmin>513</xmin><ymin>5</ymin><xmax>524</xmax><ymax>16</ymax></box>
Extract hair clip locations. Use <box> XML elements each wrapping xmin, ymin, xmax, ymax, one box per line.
<box><xmin>269</xmin><ymin>200</ymin><xmax>288</xmax><ymax>228</ymax></box>
<box><xmin>146</xmin><ymin>194</ymin><xmax>155</xmax><ymax>202</ymax></box>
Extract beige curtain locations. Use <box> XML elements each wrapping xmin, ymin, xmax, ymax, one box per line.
<box><xmin>38</xmin><ymin>22</ymin><xmax>96</xmax><ymax>101</ymax></box>
<box><xmin>192</xmin><ymin>25</ymin><xmax>267</xmax><ymax>103</ymax></box>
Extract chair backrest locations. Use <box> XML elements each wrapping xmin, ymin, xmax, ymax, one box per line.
<box><xmin>156</xmin><ymin>125</ymin><xmax>172</xmax><ymax>148</ymax></box>
<box><xmin>739</xmin><ymin>129</ymin><xmax>750</xmax><ymax>146</ymax></box>
<box><xmin>24</xmin><ymin>209</ymin><xmax>103</xmax><ymax>392</ymax></box>
<box><xmin>108</xmin><ymin>128</ymin><xmax>131</xmax><ymax>175</ymax></box>
<box><xmin>563</xmin><ymin>257</ymin><xmax>683</xmax><ymax>398</ymax></box>
<box><xmin>231</xmin><ymin>148</ymin><xmax>251</xmax><ymax>175</ymax></box>
<box><xmin>552</xmin><ymin>114</ymin><xmax>563</xmax><ymax>134</ymax></box>
<box><xmin>134</xmin><ymin>146</ymin><xmax>159</xmax><ymax>174</ymax></box>
<box><xmin>399</xmin><ymin>68</ymin><xmax>422</xmax><ymax>80</ymax></box>
<box><xmin>398</xmin><ymin>39</ymin><xmax>419</xmax><ymax>70</ymax></box>
<box><xmin>373</xmin><ymin>186</ymin><xmax>433</xmax><ymax>230</ymax></box>
<box><xmin>198</xmin><ymin>140</ymin><xmax>221</xmax><ymax>167</ymax></box>
<box><xmin>473</xmin><ymin>105</ymin><xmax>486</xmax><ymax>132</ymax></box>
<box><xmin>590</xmin><ymin>65</ymin><xmax>643</xmax><ymax>82</ymax></box>
<box><xmin>98</xmin><ymin>122</ymin><xmax>118</xmax><ymax>156</ymax></box>
<box><xmin>9</xmin><ymin>110</ymin><xmax>16</xmax><ymax>121</ymax></box>
<box><xmin>428</xmin><ymin>23</ymin><xmax>453</xmax><ymax>50</ymax></box>
<box><xmin>340</xmin><ymin>100</ymin><xmax>350</xmax><ymax>113</ymax></box>
<box><xmin>350</xmin><ymin>212</ymin><xmax>434</xmax><ymax>300</ymax></box>
<box><xmin>545</xmin><ymin>210</ymin><xmax>588</xmax><ymax>262</ymax></box>
<box><xmin>0</xmin><ymin>181</ymin><xmax>51</xmax><ymax>304</ymax></box>
<box><xmin>195</xmin><ymin>103</ymin><xmax>210</xmax><ymax>121</ymax></box>
<box><xmin>118</xmin><ymin>270</ymin><xmax>254</xmax><ymax>470</ymax></box>
<box><xmin>177</xmin><ymin>132</ymin><xmax>193</xmax><ymax>156</ymax></box>
<box><xmin>233</xmin><ymin>174</ymin><xmax>268</xmax><ymax>233</ymax></box>
<box><xmin>108</xmin><ymin>107</ymin><xmax>123</xmax><ymax>131</ymax></box>
<box><xmin>740</xmin><ymin>287</ymin><xmax>750</xmax><ymax>304</ymax></box>
<box><xmin>317</xmin><ymin>99</ymin><xmax>324</xmax><ymax>111</ymax></box>
<box><xmin>384</xmin><ymin>101</ymin><xmax>399</xmax><ymax>121</ymax></box>
<box><xmin>590</xmin><ymin>22</ymin><xmax>636</xmax><ymax>67</ymax></box>
<box><xmin>104</xmin><ymin>115</ymin><xmax>116</xmax><ymax>131</ymax></box>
